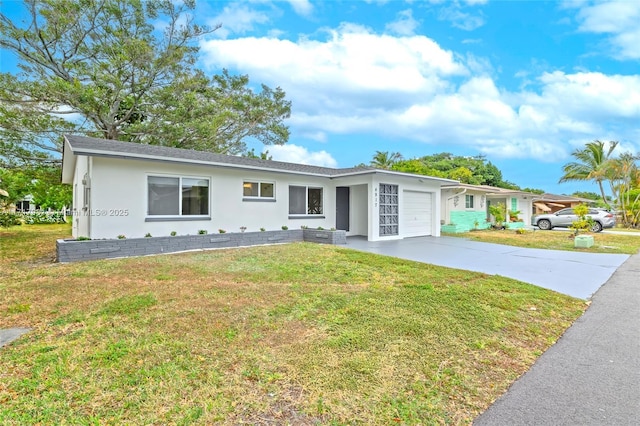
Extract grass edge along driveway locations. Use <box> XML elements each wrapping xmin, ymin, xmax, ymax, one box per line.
<box><xmin>1</xmin><ymin>224</ymin><xmax>586</xmax><ymax>424</ymax></box>
<box><xmin>446</xmin><ymin>228</ymin><xmax>640</xmax><ymax>255</ymax></box>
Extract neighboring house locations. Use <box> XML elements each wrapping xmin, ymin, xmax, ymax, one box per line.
<box><xmin>61</xmin><ymin>135</ymin><xmax>457</xmax><ymax>241</ymax></box>
<box><xmin>440</xmin><ymin>183</ymin><xmax>536</xmax><ymax>233</ymax></box>
<box><xmin>532</xmin><ymin>193</ymin><xmax>594</xmax><ymax>214</ymax></box>
<box><xmin>15</xmin><ymin>195</ymin><xmax>38</xmax><ymax>212</ymax></box>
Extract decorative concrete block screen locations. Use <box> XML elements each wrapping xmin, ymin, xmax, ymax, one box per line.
<box><xmin>57</xmin><ymin>229</ymin><xmax>347</xmax><ymax>263</ymax></box>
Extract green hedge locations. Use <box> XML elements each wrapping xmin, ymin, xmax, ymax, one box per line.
<box><xmin>0</xmin><ymin>211</ymin><xmax>68</xmax><ymax>227</ymax></box>
<box><xmin>20</xmin><ymin>211</ymin><xmax>67</xmax><ymax>224</ymax></box>
<box><xmin>0</xmin><ymin>212</ymin><xmax>22</xmax><ymax>228</ymax></box>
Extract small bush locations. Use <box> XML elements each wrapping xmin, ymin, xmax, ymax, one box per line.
<box><xmin>117</xmin><ymin>234</ymin><xmax>126</xmax><ymax>239</ymax></box>
<box><xmin>144</xmin><ymin>233</ymin><xmax>152</xmax><ymax>238</ymax></box>
<box><xmin>20</xmin><ymin>211</ymin><xmax>66</xmax><ymax>225</ymax></box>
<box><xmin>300</xmin><ymin>225</ymin><xmax>308</xmax><ymax>229</ymax></box>
<box><xmin>317</xmin><ymin>226</ymin><xmax>324</xmax><ymax>230</ymax></box>
<box><xmin>281</xmin><ymin>225</ymin><xmax>288</xmax><ymax>230</ymax></box>
<box><xmin>76</xmin><ymin>236</ymin><xmax>91</xmax><ymax>241</ymax></box>
<box><xmin>218</xmin><ymin>229</ymin><xmax>226</xmax><ymax>234</ymax></box>
<box><xmin>170</xmin><ymin>231</ymin><xmax>177</xmax><ymax>236</ymax></box>
<box><xmin>0</xmin><ymin>212</ymin><xmax>22</xmax><ymax>228</ymax></box>
<box><xmin>260</xmin><ymin>227</ymin><xmax>266</xmax><ymax>232</ymax></box>
<box><xmin>198</xmin><ymin>229</ymin><xmax>208</xmax><ymax>235</ymax></box>
<box><xmin>515</xmin><ymin>228</ymin><xmax>527</xmax><ymax>235</ymax></box>
<box><xmin>240</xmin><ymin>226</ymin><xmax>247</xmax><ymax>232</ymax></box>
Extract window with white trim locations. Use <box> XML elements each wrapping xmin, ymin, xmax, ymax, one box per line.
<box><xmin>148</xmin><ymin>176</ymin><xmax>209</xmax><ymax>216</ymax></box>
<box><xmin>465</xmin><ymin>194</ymin><xmax>474</xmax><ymax>209</ymax></box>
<box><xmin>289</xmin><ymin>185</ymin><xmax>323</xmax><ymax>215</ymax></box>
<box><xmin>243</xmin><ymin>181</ymin><xmax>275</xmax><ymax>199</ymax></box>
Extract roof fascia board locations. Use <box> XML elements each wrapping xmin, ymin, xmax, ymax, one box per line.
<box><xmin>70</xmin><ymin>147</ymin><xmax>336</xmax><ymax>178</ymax></box>
<box><xmin>70</xmin><ymin>145</ymin><xmax>458</xmax><ymax>183</ymax></box>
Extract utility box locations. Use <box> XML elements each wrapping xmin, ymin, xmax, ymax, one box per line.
<box><xmin>574</xmin><ymin>235</ymin><xmax>594</xmax><ymax>248</ymax></box>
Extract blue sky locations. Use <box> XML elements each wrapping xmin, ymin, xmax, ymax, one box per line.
<box><xmin>2</xmin><ymin>0</ymin><xmax>639</xmax><ymax>195</ymax></box>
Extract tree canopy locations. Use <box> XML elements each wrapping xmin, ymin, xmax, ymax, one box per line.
<box><xmin>0</xmin><ymin>0</ymin><xmax>291</xmax><ymax>169</ymax></box>
<box><xmin>368</xmin><ymin>151</ymin><xmax>528</xmax><ymax>190</ymax></box>
<box><xmin>560</xmin><ymin>140</ymin><xmax>640</xmax><ymax>226</ymax></box>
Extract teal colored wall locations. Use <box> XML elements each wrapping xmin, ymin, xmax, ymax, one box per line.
<box><xmin>443</xmin><ymin>211</ymin><xmax>491</xmax><ymax>233</ymax></box>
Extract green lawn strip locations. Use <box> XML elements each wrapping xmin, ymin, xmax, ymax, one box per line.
<box><xmin>1</xmin><ymin>226</ymin><xmax>585</xmax><ymax>424</ymax></box>
<box><xmin>447</xmin><ymin>229</ymin><xmax>640</xmax><ymax>254</ymax></box>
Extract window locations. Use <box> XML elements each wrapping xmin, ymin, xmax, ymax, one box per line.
<box><xmin>289</xmin><ymin>185</ymin><xmax>323</xmax><ymax>215</ymax></box>
<box><xmin>148</xmin><ymin>176</ymin><xmax>209</xmax><ymax>216</ymax></box>
<box><xmin>465</xmin><ymin>194</ymin><xmax>474</xmax><ymax>209</ymax></box>
<box><xmin>243</xmin><ymin>181</ymin><xmax>275</xmax><ymax>199</ymax></box>
<box><xmin>557</xmin><ymin>208</ymin><xmax>575</xmax><ymax>216</ymax></box>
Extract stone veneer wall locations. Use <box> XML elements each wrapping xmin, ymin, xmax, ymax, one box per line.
<box><xmin>57</xmin><ymin>229</ymin><xmax>348</xmax><ymax>263</ymax></box>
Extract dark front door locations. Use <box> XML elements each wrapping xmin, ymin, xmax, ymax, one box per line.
<box><xmin>336</xmin><ymin>187</ymin><xmax>350</xmax><ymax>231</ymax></box>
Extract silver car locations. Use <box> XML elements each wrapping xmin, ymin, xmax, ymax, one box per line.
<box><xmin>532</xmin><ymin>208</ymin><xmax>616</xmax><ymax>232</ymax></box>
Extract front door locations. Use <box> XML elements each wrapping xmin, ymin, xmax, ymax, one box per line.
<box><xmin>336</xmin><ymin>187</ymin><xmax>350</xmax><ymax>231</ymax></box>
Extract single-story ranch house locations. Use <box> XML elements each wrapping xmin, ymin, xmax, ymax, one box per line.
<box><xmin>440</xmin><ymin>183</ymin><xmax>537</xmax><ymax>233</ymax></box>
<box><xmin>61</xmin><ymin>135</ymin><xmax>457</xmax><ymax>241</ymax></box>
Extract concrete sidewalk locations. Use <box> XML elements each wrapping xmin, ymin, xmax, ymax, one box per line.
<box><xmin>473</xmin><ymin>253</ymin><xmax>640</xmax><ymax>425</ymax></box>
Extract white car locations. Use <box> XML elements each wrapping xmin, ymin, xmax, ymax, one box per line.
<box><xmin>532</xmin><ymin>208</ymin><xmax>616</xmax><ymax>233</ymax></box>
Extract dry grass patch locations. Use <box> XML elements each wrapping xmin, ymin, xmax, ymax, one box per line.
<box><xmin>452</xmin><ymin>229</ymin><xmax>640</xmax><ymax>254</ymax></box>
<box><xmin>0</xmin><ymin>224</ymin><xmax>586</xmax><ymax>424</ymax></box>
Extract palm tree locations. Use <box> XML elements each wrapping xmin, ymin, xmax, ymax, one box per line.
<box><xmin>609</xmin><ymin>152</ymin><xmax>640</xmax><ymax>225</ymax></box>
<box><xmin>370</xmin><ymin>151</ymin><xmax>402</xmax><ymax>170</ymax></box>
<box><xmin>559</xmin><ymin>140</ymin><xmax>618</xmax><ymax>208</ymax></box>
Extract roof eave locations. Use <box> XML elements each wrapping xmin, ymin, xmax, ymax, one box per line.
<box><xmin>61</xmin><ymin>136</ymin><xmax>77</xmax><ymax>184</ymax></box>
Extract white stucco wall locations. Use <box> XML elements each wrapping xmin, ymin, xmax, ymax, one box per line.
<box><xmin>74</xmin><ymin>156</ymin><xmax>444</xmax><ymax>240</ymax></box>
<box><xmin>85</xmin><ymin>157</ymin><xmax>352</xmax><ymax>239</ymax></box>
<box><xmin>349</xmin><ymin>184</ymin><xmax>368</xmax><ymax>237</ymax></box>
<box><xmin>71</xmin><ymin>155</ymin><xmax>91</xmax><ymax>239</ymax></box>
<box><xmin>441</xmin><ymin>189</ymin><xmax>488</xmax><ymax>223</ymax></box>
<box><xmin>370</xmin><ymin>174</ymin><xmax>442</xmax><ymax>241</ymax></box>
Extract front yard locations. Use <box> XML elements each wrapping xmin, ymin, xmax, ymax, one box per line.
<box><xmin>1</xmin><ymin>224</ymin><xmax>586</xmax><ymax>424</ymax></box>
<box><xmin>447</xmin><ymin>229</ymin><xmax>640</xmax><ymax>254</ymax></box>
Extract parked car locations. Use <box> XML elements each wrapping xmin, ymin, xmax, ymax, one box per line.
<box><xmin>531</xmin><ymin>208</ymin><xmax>615</xmax><ymax>232</ymax></box>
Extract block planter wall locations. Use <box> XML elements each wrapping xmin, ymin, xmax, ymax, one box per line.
<box><xmin>302</xmin><ymin>229</ymin><xmax>347</xmax><ymax>245</ymax></box>
<box><xmin>57</xmin><ymin>228</ymin><xmax>348</xmax><ymax>263</ymax></box>
<box><xmin>57</xmin><ymin>230</ymin><xmax>304</xmax><ymax>263</ymax></box>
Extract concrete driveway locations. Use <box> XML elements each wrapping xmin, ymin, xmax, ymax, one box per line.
<box><xmin>345</xmin><ymin>236</ymin><xmax>629</xmax><ymax>299</ymax></box>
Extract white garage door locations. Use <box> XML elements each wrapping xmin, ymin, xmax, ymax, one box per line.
<box><xmin>403</xmin><ymin>191</ymin><xmax>432</xmax><ymax>237</ymax></box>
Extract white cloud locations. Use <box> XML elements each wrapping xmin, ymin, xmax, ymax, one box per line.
<box><xmin>286</xmin><ymin>0</ymin><xmax>313</xmax><ymax>17</ymax></box>
<box><xmin>208</xmin><ymin>3</ymin><xmax>270</xmax><ymax>39</ymax></box>
<box><xmin>385</xmin><ymin>9</ymin><xmax>420</xmax><ymax>36</ymax></box>
<box><xmin>574</xmin><ymin>0</ymin><xmax>640</xmax><ymax>60</ymax></box>
<box><xmin>436</xmin><ymin>3</ymin><xmax>485</xmax><ymax>31</ymax></box>
<box><xmin>268</xmin><ymin>144</ymin><xmax>338</xmax><ymax>168</ymax></box>
<box><xmin>199</xmin><ymin>24</ymin><xmax>640</xmax><ymax>163</ymax></box>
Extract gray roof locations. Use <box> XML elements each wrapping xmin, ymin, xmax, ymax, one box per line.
<box><xmin>62</xmin><ymin>135</ymin><xmax>457</xmax><ymax>183</ymax></box>
<box><xmin>442</xmin><ymin>182</ymin><xmax>537</xmax><ymax>196</ymax></box>
<box><xmin>537</xmin><ymin>193</ymin><xmax>595</xmax><ymax>203</ymax></box>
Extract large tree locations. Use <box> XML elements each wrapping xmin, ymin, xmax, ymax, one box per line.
<box><xmin>559</xmin><ymin>140</ymin><xmax>618</xmax><ymax>208</ymax></box>
<box><xmin>0</xmin><ymin>0</ymin><xmax>291</xmax><ymax>168</ymax></box>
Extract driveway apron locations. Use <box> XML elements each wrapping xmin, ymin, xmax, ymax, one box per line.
<box><xmin>345</xmin><ymin>236</ymin><xmax>629</xmax><ymax>299</ymax></box>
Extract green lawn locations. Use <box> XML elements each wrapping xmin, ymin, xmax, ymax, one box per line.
<box><xmin>447</xmin><ymin>229</ymin><xmax>640</xmax><ymax>254</ymax></box>
<box><xmin>1</xmin><ymin>224</ymin><xmax>586</xmax><ymax>424</ymax></box>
